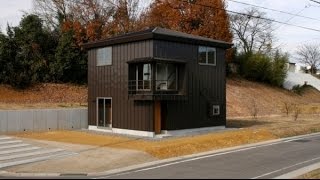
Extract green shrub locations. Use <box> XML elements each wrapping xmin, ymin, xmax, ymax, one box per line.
<box><xmin>292</xmin><ymin>84</ymin><xmax>312</xmax><ymax>95</ymax></box>
<box><xmin>236</xmin><ymin>51</ymin><xmax>288</xmax><ymax>87</ymax></box>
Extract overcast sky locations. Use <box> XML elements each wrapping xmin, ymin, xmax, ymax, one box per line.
<box><xmin>1</xmin><ymin>0</ymin><xmax>320</xmax><ymax>62</ymax></box>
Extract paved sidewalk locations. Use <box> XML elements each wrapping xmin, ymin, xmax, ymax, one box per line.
<box><xmin>0</xmin><ymin>136</ymin><xmax>75</xmax><ymax>170</ymax></box>
<box><xmin>1</xmin><ymin>137</ymin><xmax>157</xmax><ymax>174</ymax></box>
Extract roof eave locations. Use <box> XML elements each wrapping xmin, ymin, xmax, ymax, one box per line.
<box><xmin>82</xmin><ymin>33</ymin><xmax>154</xmax><ymax>50</ymax></box>
<box><xmin>153</xmin><ymin>33</ymin><xmax>233</xmax><ymax>49</ymax></box>
<box><xmin>82</xmin><ymin>29</ymin><xmax>233</xmax><ymax>50</ymax></box>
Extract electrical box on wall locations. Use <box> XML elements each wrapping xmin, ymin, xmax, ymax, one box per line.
<box><xmin>208</xmin><ymin>103</ymin><xmax>220</xmax><ymax>117</ymax></box>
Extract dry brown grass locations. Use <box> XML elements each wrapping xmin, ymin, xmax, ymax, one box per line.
<box><xmin>14</xmin><ymin>113</ymin><xmax>320</xmax><ymax>159</ymax></box>
<box><xmin>5</xmin><ymin>78</ymin><xmax>320</xmax><ymax>159</ymax></box>
<box><xmin>0</xmin><ymin>83</ymin><xmax>87</xmax><ymax>109</ymax></box>
<box><xmin>299</xmin><ymin>168</ymin><xmax>320</xmax><ymax>179</ymax></box>
<box><xmin>228</xmin><ymin>114</ymin><xmax>320</xmax><ymax>138</ymax></box>
<box><xmin>227</xmin><ymin>78</ymin><xmax>320</xmax><ymax>117</ymax></box>
<box><xmin>15</xmin><ymin>129</ymin><xmax>276</xmax><ymax>159</ymax></box>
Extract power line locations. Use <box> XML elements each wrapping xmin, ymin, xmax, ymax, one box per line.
<box><xmin>228</xmin><ymin>0</ymin><xmax>320</xmax><ymax>22</ymax></box>
<box><xmin>310</xmin><ymin>0</ymin><xmax>320</xmax><ymax>5</ymax></box>
<box><xmin>273</xmin><ymin>7</ymin><xmax>308</xmax><ymax>32</ymax></box>
<box><xmin>182</xmin><ymin>0</ymin><xmax>320</xmax><ymax>33</ymax></box>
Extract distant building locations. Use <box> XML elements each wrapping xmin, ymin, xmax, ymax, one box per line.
<box><xmin>287</xmin><ymin>62</ymin><xmax>309</xmax><ymax>74</ymax></box>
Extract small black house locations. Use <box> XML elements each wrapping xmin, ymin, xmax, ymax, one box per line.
<box><xmin>84</xmin><ymin>27</ymin><xmax>232</xmax><ymax>137</ymax></box>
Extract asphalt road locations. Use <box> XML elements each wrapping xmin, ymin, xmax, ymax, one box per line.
<box><xmin>96</xmin><ymin>133</ymin><xmax>320</xmax><ymax>179</ymax></box>
<box><xmin>1</xmin><ymin>133</ymin><xmax>320</xmax><ymax>179</ymax></box>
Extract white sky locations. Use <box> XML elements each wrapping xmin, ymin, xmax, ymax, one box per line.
<box><xmin>1</xmin><ymin>0</ymin><xmax>320</xmax><ymax>62</ymax></box>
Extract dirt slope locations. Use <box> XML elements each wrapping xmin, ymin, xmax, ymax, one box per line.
<box><xmin>227</xmin><ymin>78</ymin><xmax>320</xmax><ymax>117</ymax></box>
<box><xmin>0</xmin><ymin>83</ymin><xmax>87</xmax><ymax>109</ymax></box>
<box><xmin>0</xmin><ymin>78</ymin><xmax>319</xmax><ymax>115</ymax></box>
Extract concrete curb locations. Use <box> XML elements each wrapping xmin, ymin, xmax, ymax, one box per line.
<box><xmin>1</xmin><ymin>132</ymin><xmax>320</xmax><ymax>178</ymax></box>
<box><xmin>274</xmin><ymin>162</ymin><xmax>320</xmax><ymax>179</ymax></box>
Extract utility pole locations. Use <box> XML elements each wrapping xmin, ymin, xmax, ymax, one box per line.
<box><xmin>310</xmin><ymin>0</ymin><xmax>320</xmax><ymax>4</ymax></box>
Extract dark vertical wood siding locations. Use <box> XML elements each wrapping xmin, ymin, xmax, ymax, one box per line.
<box><xmin>88</xmin><ymin>40</ymin><xmax>154</xmax><ymax>131</ymax></box>
<box><xmin>154</xmin><ymin>40</ymin><xmax>226</xmax><ymax>130</ymax></box>
<box><xmin>88</xmin><ymin>38</ymin><xmax>226</xmax><ymax>132</ymax></box>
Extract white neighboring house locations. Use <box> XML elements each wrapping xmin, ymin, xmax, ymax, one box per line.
<box><xmin>287</xmin><ymin>62</ymin><xmax>308</xmax><ymax>73</ymax></box>
<box><xmin>284</xmin><ymin>63</ymin><xmax>320</xmax><ymax>91</ymax></box>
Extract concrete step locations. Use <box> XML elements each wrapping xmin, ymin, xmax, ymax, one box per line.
<box><xmin>0</xmin><ymin>140</ymin><xmax>22</xmax><ymax>146</ymax></box>
<box><xmin>0</xmin><ymin>151</ymin><xmax>76</xmax><ymax>169</ymax></box>
<box><xmin>0</xmin><ymin>147</ymin><xmax>41</xmax><ymax>156</ymax></box>
<box><xmin>0</xmin><ymin>137</ymin><xmax>12</xmax><ymax>141</ymax></box>
<box><xmin>0</xmin><ymin>149</ymin><xmax>65</xmax><ymax>161</ymax></box>
<box><xmin>0</xmin><ymin>144</ymin><xmax>30</xmax><ymax>151</ymax></box>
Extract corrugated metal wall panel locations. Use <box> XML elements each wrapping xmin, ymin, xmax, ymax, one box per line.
<box><xmin>88</xmin><ymin>38</ymin><xmax>225</xmax><ymax>131</ymax></box>
<box><xmin>88</xmin><ymin>40</ymin><xmax>154</xmax><ymax>131</ymax></box>
<box><xmin>154</xmin><ymin>40</ymin><xmax>226</xmax><ymax>130</ymax></box>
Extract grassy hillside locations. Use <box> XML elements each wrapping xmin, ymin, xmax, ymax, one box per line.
<box><xmin>227</xmin><ymin>78</ymin><xmax>320</xmax><ymax>117</ymax></box>
<box><xmin>0</xmin><ymin>78</ymin><xmax>319</xmax><ymax>116</ymax></box>
<box><xmin>0</xmin><ymin>84</ymin><xmax>87</xmax><ymax>109</ymax></box>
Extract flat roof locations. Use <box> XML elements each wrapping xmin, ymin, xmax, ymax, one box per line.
<box><xmin>83</xmin><ymin>27</ymin><xmax>233</xmax><ymax>50</ymax></box>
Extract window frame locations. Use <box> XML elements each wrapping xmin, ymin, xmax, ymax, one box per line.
<box><xmin>198</xmin><ymin>46</ymin><xmax>217</xmax><ymax>66</ymax></box>
<box><xmin>136</xmin><ymin>63</ymin><xmax>152</xmax><ymax>91</ymax></box>
<box><xmin>96</xmin><ymin>46</ymin><xmax>112</xmax><ymax>66</ymax></box>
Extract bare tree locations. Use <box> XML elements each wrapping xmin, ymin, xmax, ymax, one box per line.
<box><xmin>283</xmin><ymin>102</ymin><xmax>292</xmax><ymax>116</ymax></box>
<box><xmin>108</xmin><ymin>0</ymin><xmax>140</xmax><ymax>35</ymax></box>
<box><xmin>250</xmin><ymin>98</ymin><xmax>258</xmax><ymax>119</ymax></box>
<box><xmin>292</xmin><ymin>104</ymin><xmax>301</xmax><ymax>121</ymax></box>
<box><xmin>33</xmin><ymin>0</ymin><xmax>140</xmax><ymax>38</ymax></box>
<box><xmin>296</xmin><ymin>43</ymin><xmax>320</xmax><ymax>74</ymax></box>
<box><xmin>33</xmin><ymin>0</ymin><xmax>72</xmax><ymax>29</ymax></box>
<box><xmin>230</xmin><ymin>8</ymin><xmax>274</xmax><ymax>54</ymax></box>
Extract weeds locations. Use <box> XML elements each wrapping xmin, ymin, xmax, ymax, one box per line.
<box><xmin>292</xmin><ymin>104</ymin><xmax>301</xmax><ymax>121</ymax></box>
<box><xmin>250</xmin><ymin>99</ymin><xmax>258</xmax><ymax>119</ymax></box>
<box><xmin>283</xmin><ymin>102</ymin><xmax>292</xmax><ymax>116</ymax></box>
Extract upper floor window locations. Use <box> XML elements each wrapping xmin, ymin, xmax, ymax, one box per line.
<box><xmin>97</xmin><ymin>47</ymin><xmax>112</xmax><ymax>66</ymax></box>
<box><xmin>198</xmin><ymin>46</ymin><xmax>216</xmax><ymax>66</ymax></box>
<box><xmin>136</xmin><ymin>64</ymin><xmax>152</xmax><ymax>90</ymax></box>
<box><xmin>156</xmin><ymin>63</ymin><xmax>178</xmax><ymax>91</ymax></box>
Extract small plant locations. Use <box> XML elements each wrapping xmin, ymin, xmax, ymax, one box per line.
<box><xmin>292</xmin><ymin>104</ymin><xmax>301</xmax><ymax>121</ymax></box>
<box><xmin>250</xmin><ymin>99</ymin><xmax>259</xmax><ymax>119</ymax></box>
<box><xmin>283</xmin><ymin>102</ymin><xmax>291</xmax><ymax>116</ymax></box>
<box><xmin>292</xmin><ymin>85</ymin><xmax>303</xmax><ymax>95</ymax></box>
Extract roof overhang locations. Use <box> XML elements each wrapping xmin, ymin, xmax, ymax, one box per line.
<box><xmin>82</xmin><ymin>27</ymin><xmax>233</xmax><ymax>50</ymax></box>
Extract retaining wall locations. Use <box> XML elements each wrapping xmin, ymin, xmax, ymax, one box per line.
<box><xmin>0</xmin><ymin>108</ymin><xmax>88</xmax><ymax>134</ymax></box>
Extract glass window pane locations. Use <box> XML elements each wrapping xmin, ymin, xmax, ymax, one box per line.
<box><xmin>143</xmin><ymin>64</ymin><xmax>151</xmax><ymax>89</ymax></box>
<box><xmin>198</xmin><ymin>46</ymin><xmax>207</xmax><ymax>64</ymax></box>
<box><xmin>98</xmin><ymin>99</ymin><xmax>104</xmax><ymax>127</ymax></box>
<box><xmin>207</xmin><ymin>47</ymin><xmax>216</xmax><ymax>65</ymax></box>
<box><xmin>137</xmin><ymin>64</ymin><xmax>151</xmax><ymax>90</ymax></box>
<box><xmin>143</xmin><ymin>64</ymin><xmax>151</xmax><ymax>80</ymax></box>
<box><xmin>167</xmin><ymin>64</ymin><xmax>177</xmax><ymax>90</ymax></box>
<box><xmin>156</xmin><ymin>63</ymin><xmax>167</xmax><ymax>90</ymax></box>
<box><xmin>137</xmin><ymin>64</ymin><xmax>143</xmax><ymax>90</ymax></box>
<box><xmin>97</xmin><ymin>47</ymin><xmax>112</xmax><ymax>66</ymax></box>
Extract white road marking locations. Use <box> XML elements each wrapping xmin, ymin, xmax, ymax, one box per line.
<box><xmin>94</xmin><ymin>142</ymin><xmax>286</xmax><ymax>179</ymax></box>
<box><xmin>251</xmin><ymin>156</ymin><xmax>320</xmax><ymax>179</ymax></box>
<box><xmin>94</xmin><ymin>133</ymin><xmax>320</xmax><ymax>179</ymax></box>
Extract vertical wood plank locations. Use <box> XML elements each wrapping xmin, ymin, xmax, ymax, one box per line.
<box><xmin>154</xmin><ymin>101</ymin><xmax>161</xmax><ymax>134</ymax></box>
